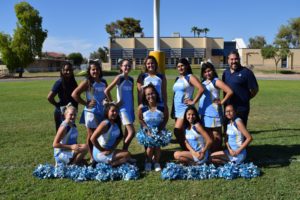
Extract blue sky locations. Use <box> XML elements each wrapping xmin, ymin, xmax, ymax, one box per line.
<box><xmin>1</xmin><ymin>0</ymin><xmax>300</xmax><ymax>58</ymax></box>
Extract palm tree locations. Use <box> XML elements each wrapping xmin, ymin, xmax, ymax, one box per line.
<box><xmin>191</xmin><ymin>26</ymin><xmax>198</xmax><ymax>37</ymax></box>
<box><xmin>203</xmin><ymin>28</ymin><xmax>210</xmax><ymax>37</ymax></box>
<box><xmin>196</xmin><ymin>28</ymin><xmax>203</xmax><ymax>37</ymax></box>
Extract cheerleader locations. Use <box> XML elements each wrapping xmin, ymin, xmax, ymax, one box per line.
<box><xmin>137</xmin><ymin>83</ymin><xmax>171</xmax><ymax>171</ymax></box>
<box><xmin>53</xmin><ymin>103</ymin><xmax>88</xmax><ymax>165</ymax></box>
<box><xmin>104</xmin><ymin>59</ymin><xmax>135</xmax><ymax>150</ymax></box>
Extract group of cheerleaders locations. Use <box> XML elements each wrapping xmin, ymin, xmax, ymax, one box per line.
<box><xmin>47</xmin><ymin>55</ymin><xmax>253</xmax><ymax>172</ymax></box>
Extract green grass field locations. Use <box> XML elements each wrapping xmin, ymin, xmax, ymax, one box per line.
<box><xmin>0</xmin><ymin>78</ymin><xmax>299</xmax><ymax>199</ymax></box>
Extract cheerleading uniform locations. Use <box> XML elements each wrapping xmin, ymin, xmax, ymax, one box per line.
<box><xmin>142</xmin><ymin>105</ymin><xmax>164</xmax><ymax>128</ymax></box>
<box><xmin>93</xmin><ymin>120</ymin><xmax>122</xmax><ymax>163</ymax></box>
<box><xmin>198</xmin><ymin>78</ymin><xmax>223</xmax><ymax>128</ymax></box>
<box><xmin>116</xmin><ymin>74</ymin><xmax>135</xmax><ymax>125</ymax></box>
<box><xmin>173</xmin><ymin>75</ymin><xmax>194</xmax><ymax>119</ymax></box>
<box><xmin>80</xmin><ymin>78</ymin><xmax>107</xmax><ymax>128</ymax></box>
<box><xmin>185</xmin><ymin>125</ymin><xmax>208</xmax><ymax>164</ymax></box>
<box><xmin>139</xmin><ymin>73</ymin><xmax>165</xmax><ymax>104</ymax></box>
<box><xmin>54</xmin><ymin>121</ymin><xmax>78</xmax><ymax>165</ymax></box>
<box><xmin>225</xmin><ymin>118</ymin><xmax>246</xmax><ymax>164</ymax></box>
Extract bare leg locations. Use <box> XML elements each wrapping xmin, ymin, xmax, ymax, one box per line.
<box><xmin>146</xmin><ymin>147</ymin><xmax>154</xmax><ymax>163</ymax></box>
<box><xmin>123</xmin><ymin>124</ymin><xmax>135</xmax><ymax>150</ymax></box>
<box><xmin>206</xmin><ymin>127</ymin><xmax>223</xmax><ymax>153</ymax></box>
<box><xmin>210</xmin><ymin>151</ymin><xmax>229</xmax><ymax>164</ymax></box>
<box><xmin>153</xmin><ymin>147</ymin><xmax>161</xmax><ymax>163</ymax></box>
<box><xmin>72</xmin><ymin>144</ymin><xmax>89</xmax><ymax>165</ymax></box>
<box><xmin>174</xmin><ymin>151</ymin><xmax>195</xmax><ymax>164</ymax></box>
<box><xmin>86</xmin><ymin>128</ymin><xmax>95</xmax><ymax>160</ymax></box>
<box><xmin>110</xmin><ymin>150</ymin><xmax>130</xmax><ymax>167</ymax></box>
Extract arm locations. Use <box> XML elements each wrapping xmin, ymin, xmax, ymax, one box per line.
<box><xmin>138</xmin><ymin>104</ymin><xmax>151</xmax><ymax>135</ymax></box>
<box><xmin>47</xmin><ymin>91</ymin><xmax>59</xmax><ymax>108</ymax></box>
<box><xmin>194</xmin><ymin>123</ymin><xmax>212</xmax><ymax>155</ymax></box>
<box><xmin>161</xmin><ymin>74</ymin><xmax>168</xmax><ymax>107</ymax></box>
<box><xmin>136</xmin><ymin>73</ymin><xmax>143</xmax><ymax>105</ymax></box>
<box><xmin>104</xmin><ymin>75</ymin><xmax>120</xmax><ymax>102</ymax></box>
<box><xmin>235</xmin><ymin>119</ymin><xmax>253</xmax><ymax>155</ymax></box>
<box><xmin>53</xmin><ymin>125</ymin><xmax>78</xmax><ymax>151</ymax></box>
<box><xmin>250</xmin><ymin>88</ymin><xmax>258</xmax><ymax>99</ymax></box>
<box><xmin>215</xmin><ymin>79</ymin><xmax>233</xmax><ymax>105</ymax></box>
<box><xmin>186</xmin><ymin>75</ymin><xmax>204</xmax><ymax>105</ymax></box>
<box><xmin>71</xmin><ymin>80</ymin><xmax>93</xmax><ymax>107</ymax></box>
<box><xmin>90</xmin><ymin>121</ymin><xmax>109</xmax><ymax>152</ymax></box>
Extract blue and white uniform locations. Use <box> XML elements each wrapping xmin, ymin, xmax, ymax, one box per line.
<box><xmin>54</xmin><ymin>121</ymin><xmax>78</xmax><ymax>165</ymax></box>
<box><xmin>80</xmin><ymin>79</ymin><xmax>107</xmax><ymax>128</ymax></box>
<box><xmin>139</xmin><ymin>73</ymin><xmax>165</xmax><ymax>104</ymax></box>
<box><xmin>173</xmin><ymin>75</ymin><xmax>194</xmax><ymax>119</ymax></box>
<box><xmin>93</xmin><ymin>120</ymin><xmax>122</xmax><ymax>163</ymax></box>
<box><xmin>117</xmin><ymin>74</ymin><xmax>135</xmax><ymax>125</ymax></box>
<box><xmin>198</xmin><ymin>78</ymin><xmax>223</xmax><ymax>128</ymax></box>
<box><xmin>185</xmin><ymin>125</ymin><xmax>208</xmax><ymax>164</ymax></box>
<box><xmin>225</xmin><ymin>118</ymin><xmax>246</xmax><ymax>164</ymax></box>
<box><xmin>142</xmin><ymin>105</ymin><xmax>164</xmax><ymax>129</ymax></box>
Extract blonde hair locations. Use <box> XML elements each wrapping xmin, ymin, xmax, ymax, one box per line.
<box><xmin>63</xmin><ymin>103</ymin><xmax>77</xmax><ymax>115</ymax></box>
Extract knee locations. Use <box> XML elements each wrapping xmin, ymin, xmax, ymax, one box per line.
<box><xmin>174</xmin><ymin>151</ymin><xmax>180</xmax><ymax>160</ymax></box>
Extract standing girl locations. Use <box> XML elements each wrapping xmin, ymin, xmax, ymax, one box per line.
<box><xmin>47</xmin><ymin>62</ymin><xmax>78</xmax><ymax>131</ymax></box>
<box><xmin>53</xmin><ymin>103</ymin><xmax>88</xmax><ymax>165</ymax></box>
<box><xmin>210</xmin><ymin>105</ymin><xmax>253</xmax><ymax>164</ymax></box>
<box><xmin>137</xmin><ymin>84</ymin><xmax>170</xmax><ymax>171</ymax></box>
<box><xmin>104</xmin><ymin>59</ymin><xmax>135</xmax><ymax>150</ymax></box>
<box><xmin>172</xmin><ymin>58</ymin><xmax>204</xmax><ymax>150</ymax></box>
<box><xmin>137</xmin><ymin>55</ymin><xmax>168</xmax><ymax>108</ymax></box>
<box><xmin>72</xmin><ymin>61</ymin><xmax>107</xmax><ymax>160</ymax></box>
<box><xmin>91</xmin><ymin>103</ymin><xmax>131</xmax><ymax>166</ymax></box>
<box><xmin>174</xmin><ymin>105</ymin><xmax>212</xmax><ymax>165</ymax></box>
<box><xmin>198</xmin><ymin>62</ymin><xmax>233</xmax><ymax>152</ymax></box>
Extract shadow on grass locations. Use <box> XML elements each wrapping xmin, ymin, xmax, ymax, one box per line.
<box><xmin>247</xmin><ymin>144</ymin><xmax>300</xmax><ymax>168</ymax></box>
<box><xmin>250</xmin><ymin>128</ymin><xmax>300</xmax><ymax>134</ymax></box>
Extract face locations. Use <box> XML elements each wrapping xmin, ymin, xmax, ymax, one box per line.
<box><xmin>89</xmin><ymin>64</ymin><xmax>100</xmax><ymax>79</ymax></box>
<box><xmin>186</xmin><ymin>109</ymin><xmax>196</xmax><ymax>124</ymax></box>
<box><xmin>144</xmin><ymin>87</ymin><xmax>157</xmax><ymax>104</ymax></box>
<box><xmin>203</xmin><ymin>68</ymin><xmax>213</xmax><ymax>80</ymax></box>
<box><xmin>65</xmin><ymin>108</ymin><xmax>77</xmax><ymax>123</ymax></box>
<box><xmin>62</xmin><ymin>65</ymin><xmax>73</xmax><ymax>78</ymax></box>
<box><xmin>120</xmin><ymin>60</ymin><xmax>131</xmax><ymax>74</ymax></box>
<box><xmin>108</xmin><ymin>106</ymin><xmax>118</xmax><ymax>120</ymax></box>
<box><xmin>145</xmin><ymin>59</ymin><xmax>156</xmax><ymax>73</ymax></box>
<box><xmin>228</xmin><ymin>53</ymin><xmax>241</xmax><ymax>71</ymax></box>
<box><xmin>177</xmin><ymin>62</ymin><xmax>186</xmax><ymax>75</ymax></box>
<box><xmin>225</xmin><ymin>105</ymin><xmax>235</xmax><ymax>120</ymax></box>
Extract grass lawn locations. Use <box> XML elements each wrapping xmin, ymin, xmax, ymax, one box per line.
<box><xmin>0</xmin><ymin>78</ymin><xmax>299</xmax><ymax>199</ymax></box>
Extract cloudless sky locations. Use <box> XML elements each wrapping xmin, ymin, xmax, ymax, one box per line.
<box><xmin>1</xmin><ymin>0</ymin><xmax>300</xmax><ymax>58</ymax></box>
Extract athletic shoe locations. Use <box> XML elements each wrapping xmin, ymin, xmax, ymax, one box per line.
<box><xmin>145</xmin><ymin>162</ymin><xmax>152</xmax><ymax>172</ymax></box>
<box><xmin>154</xmin><ymin>163</ymin><xmax>161</xmax><ymax>171</ymax></box>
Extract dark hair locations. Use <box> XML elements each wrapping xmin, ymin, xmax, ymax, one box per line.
<box><xmin>143</xmin><ymin>55</ymin><xmax>158</xmax><ymax>72</ymax></box>
<box><xmin>177</xmin><ymin>58</ymin><xmax>193</xmax><ymax>75</ymax></box>
<box><xmin>228</xmin><ymin>50</ymin><xmax>240</xmax><ymax>59</ymax></box>
<box><xmin>60</xmin><ymin>62</ymin><xmax>77</xmax><ymax>99</ymax></box>
<box><xmin>141</xmin><ymin>83</ymin><xmax>160</xmax><ymax>106</ymax></box>
<box><xmin>183</xmin><ymin>105</ymin><xmax>201</xmax><ymax>129</ymax></box>
<box><xmin>104</xmin><ymin>103</ymin><xmax>123</xmax><ymax>136</ymax></box>
<box><xmin>86</xmin><ymin>60</ymin><xmax>103</xmax><ymax>89</ymax></box>
<box><xmin>201</xmin><ymin>62</ymin><xmax>218</xmax><ymax>80</ymax></box>
<box><xmin>119</xmin><ymin>59</ymin><xmax>131</xmax><ymax>73</ymax></box>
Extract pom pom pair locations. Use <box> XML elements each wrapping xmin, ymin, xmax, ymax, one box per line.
<box><xmin>33</xmin><ymin>163</ymin><xmax>139</xmax><ymax>182</ymax></box>
<box><xmin>136</xmin><ymin>127</ymin><xmax>172</xmax><ymax>147</ymax></box>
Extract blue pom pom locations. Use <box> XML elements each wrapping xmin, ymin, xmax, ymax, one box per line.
<box><xmin>161</xmin><ymin>162</ymin><xmax>260</xmax><ymax>180</ymax></box>
<box><xmin>136</xmin><ymin>127</ymin><xmax>172</xmax><ymax>147</ymax></box>
<box><xmin>33</xmin><ymin>162</ymin><xmax>139</xmax><ymax>182</ymax></box>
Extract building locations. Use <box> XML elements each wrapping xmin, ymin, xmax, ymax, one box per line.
<box><xmin>27</xmin><ymin>52</ymin><xmax>68</xmax><ymax>72</ymax></box>
<box><xmin>108</xmin><ymin>36</ymin><xmax>236</xmax><ymax>69</ymax></box>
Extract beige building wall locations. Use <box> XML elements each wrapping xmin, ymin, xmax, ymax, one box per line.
<box><xmin>241</xmin><ymin>48</ymin><xmax>300</xmax><ymax>70</ymax></box>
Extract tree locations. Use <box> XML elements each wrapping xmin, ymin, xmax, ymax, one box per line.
<box><xmin>191</xmin><ymin>26</ymin><xmax>198</xmax><ymax>37</ymax></box>
<box><xmin>105</xmin><ymin>17</ymin><xmax>143</xmax><ymax>38</ymax></box>
<box><xmin>89</xmin><ymin>46</ymin><xmax>108</xmax><ymax>62</ymax></box>
<box><xmin>261</xmin><ymin>45</ymin><xmax>280</xmax><ymax>73</ymax></box>
<box><xmin>196</xmin><ymin>28</ymin><xmax>203</xmax><ymax>37</ymax></box>
<box><xmin>203</xmin><ymin>28</ymin><xmax>210</xmax><ymax>37</ymax></box>
<box><xmin>68</xmin><ymin>52</ymin><xmax>83</xmax><ymax>66</ymax></box>
<box><xmin>248</xmin><ymin>36</ymin><xmax>266</xmax><ymax>48</ymax></box>
<box><xmin>0</xmin><ymin>2</ymin><xmax>47</xmax><ymax>77</ymax></box>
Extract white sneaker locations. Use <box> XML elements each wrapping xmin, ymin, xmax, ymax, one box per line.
<box><xmin>154</xmin><ymin>163</ymin><xmax>161</xmax><ymax>172</ymax></box>
<box><xmin>145</xmin><ymin>162</ymin><xmax>152</xmax><ymax>172</ymax></box>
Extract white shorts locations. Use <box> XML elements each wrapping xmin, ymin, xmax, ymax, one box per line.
<box><xmin>120</xmin><ymin>109</ymin><xmax>134</xmax><ymax>125</ymax></box>
<box><xmin>192</xmin><ymin>151</ymin><xmax>208</xmax><ymax>164</ymax></box>
<box><xmin>225</xmin><ymin>149</ymin><xmax>247</xmax><ymax>164</ymax></box>
<box><xmin>54</xmin><ymin>150</ymin><xmax>74</xmax><ymax>165</ymax></box>
<box><xmin>80</xmin><ymin>110</ymin><xmax>103</xmax><ymax>129</ymax></box>
<box><xmin>93</xmin><ymin>147</ymin><xmax>114</xmax><ymax>164</ymax></box>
